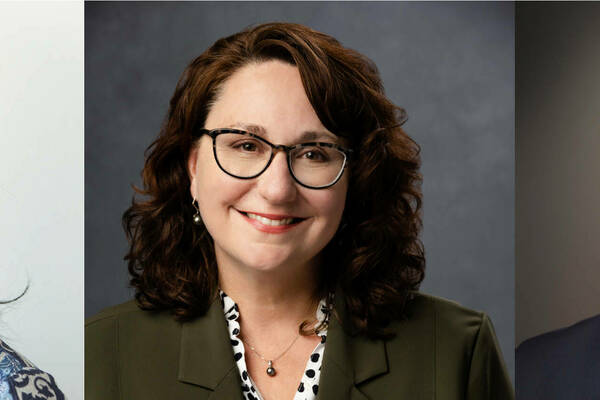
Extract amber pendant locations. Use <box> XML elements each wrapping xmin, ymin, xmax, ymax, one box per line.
<box><xmin>266</xmin><ymin>360</ymin><xmax>276</xmax><ymax>376</ymax></box>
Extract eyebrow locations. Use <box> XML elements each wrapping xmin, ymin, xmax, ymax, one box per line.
<box><xmin>227</xmin><ymin>122</ymin><xmax>342</xmax><ymax>144</ymax></box>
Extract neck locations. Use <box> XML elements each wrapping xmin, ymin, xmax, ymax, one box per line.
<box><xmin>216</xmin><ymin>252</ymin><xmax>322</xmax><ymax>338</ymax></box>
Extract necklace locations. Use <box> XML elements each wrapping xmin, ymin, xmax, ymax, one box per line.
<box><xmin>240</xmin><ymin>332</ymin><xmax>301</xmax><ymax>377</ymax></box>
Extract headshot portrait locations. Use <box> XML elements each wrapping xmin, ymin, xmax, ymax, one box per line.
<box><xmin>0</xmin><ymin>2</ymin><xmax>83</xmax><ymax>399</ymax></box>
<box><xmin>85</xmin><ymin>3</ymin><xmax>514</xmax><ymax>399</ymax></box>
<box><xmin>515</xmin><ymin>3</ymin><xmax>600</xmax><ymax>399</ymax></box>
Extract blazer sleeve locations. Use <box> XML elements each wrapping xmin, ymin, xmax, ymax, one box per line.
<box><xmin>85</xmin><ymin>315</ymin><xmax>121</xmax><ymax>399</ymax></box>
<box><xmin>466</xmin><ymin>314</ymin><xmax>514</xmax><ymax>400</ymax></box>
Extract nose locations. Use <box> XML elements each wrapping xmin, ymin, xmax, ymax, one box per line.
<box><xmin>256</xmin><ymin>150</ymin><xmax>297</xmax><ymax>204</ymax></box>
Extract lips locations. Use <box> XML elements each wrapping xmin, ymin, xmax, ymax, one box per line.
<box><xmin>238</xmin><ymin>210</ymin><xmax>304</xmax><ymax>220</ymax></box>
<box><xmin>235</xmin><ymin>209</ymin><xmax>307</xmax><ymax>232</ymax></box>
<box><xmin>238</xmin><ymin>210</ymin><xmax>306</xmax><ymax>225</ymax></box>
<box><xmin>249</xmin><ymin>213</ymin><xmax>296</xmax><ymax>226</ymax></box>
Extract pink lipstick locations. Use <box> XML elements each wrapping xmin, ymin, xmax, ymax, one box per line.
<box><xmin>237</xmin><ymin>209</ymin><xmax>306</xmax><ymax>234</ymax></box>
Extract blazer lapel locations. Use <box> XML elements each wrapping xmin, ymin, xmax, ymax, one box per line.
<box><xmin>317</xmin><ymin>285</ymin><xmax>389</xmax><ymax>400</ymax></box>
<box><xmin>177</xmin><ymin>295</ymin><xmax>244</xmax><ymax>399</ymax></box>
<box><xmin>175</xmin><ymin>287</ymin><xmax>388</xmax><ymax>400</ymax></box>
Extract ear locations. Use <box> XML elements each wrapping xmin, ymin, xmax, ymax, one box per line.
<box><xmin>187</xmin><ymin>145</ymin><xmax>200</xmax><ymax>198</ymax></box>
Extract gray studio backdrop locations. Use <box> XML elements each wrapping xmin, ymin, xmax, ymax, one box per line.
<box><xmin>86</xmin><ymin>2</ymin><xmax>514</xmax><ymax>379</ymax></box>
<box><xmin>516</xmin><ymin>4</ymin><xmax>600</xmax><ymax>346</ymax></box>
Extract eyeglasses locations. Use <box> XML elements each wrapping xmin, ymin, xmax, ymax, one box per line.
<box><xmin>193</xmin><ymin>128</ymin><xmax>353</xmax><ymax>189</ymax></box>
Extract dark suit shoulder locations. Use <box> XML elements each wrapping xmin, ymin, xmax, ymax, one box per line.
<box><xmin>517</xmin><ymin>314</ymin><xmax>600</xmax><ymax>370</ymax></box>
<box><xmin>516</xmin><ymin>314</ymin><xmax>600</xmax><ymax>399</ymax></box>
<box><xmin>518</xmin><ymin>313</ymin><xmax>600</xmax><ymax>354</ymax></box>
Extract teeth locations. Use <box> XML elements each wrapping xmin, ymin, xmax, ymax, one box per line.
<box><xmin>247</xmin><ymin>212</ymin><xmax>295</xmax><ymax>226</ymax></box>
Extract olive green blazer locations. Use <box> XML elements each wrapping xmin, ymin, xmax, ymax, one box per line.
<box><xmin>86</xmin><ymin>288</ymin><xmax>514</xmax><ymax>399</ymax></box>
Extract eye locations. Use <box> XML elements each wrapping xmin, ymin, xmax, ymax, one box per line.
<box><xmin>305</xmin><ymin>151</ymin><xmax>322</xmax><ymax>160</ymax></box>
<box><xmin>232</xmin><ymin>140</ymin><xmax>260</xmax><ymax>152</ymax></box>
<box><xmin>299</xmin><ymin>148</ymin><xmax>330</xmax><ymax>162</ymax></box>
<box><xmin>240</xmin><ymin>142</ymin><xmax>257</xmax><ymax>152</ymax></box>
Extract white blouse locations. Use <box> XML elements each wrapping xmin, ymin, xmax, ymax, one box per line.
<box><xmin>219</xmin><ymin>290</ymin><xmax>333</xmax><ymax>400</ymax></box>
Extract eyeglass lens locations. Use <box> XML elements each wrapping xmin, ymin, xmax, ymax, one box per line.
<box><xmin>214</xmin><ymin>133</ymin><xmax>346</xmax><ymax>188</ymax></box>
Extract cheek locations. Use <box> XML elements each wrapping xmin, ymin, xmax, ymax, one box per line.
<box><xmin>311</xmin><ymin>185</ymin><xmax>347</xmax><ymax>223</ymax></box>
<box><xmin>193</xmin><ymin>149</ymin><xmax>247</xmax><ymax>216</ymax></box>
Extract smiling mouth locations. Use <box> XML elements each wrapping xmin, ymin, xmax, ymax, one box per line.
<box><xmin>237</xmin><ymin>210</ymin><xmax>306</xmax><ymax>226</ymax></box>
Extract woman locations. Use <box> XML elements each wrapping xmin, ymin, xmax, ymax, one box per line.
<box><xmin>1</xmin><ymin>288</ymin><xmax>65</xmax><ymax>400</ymax></box>
<box><xmin>86</xmin><ymin>22</ymin><xmax>513</xmax><ymax>399</ymax></box>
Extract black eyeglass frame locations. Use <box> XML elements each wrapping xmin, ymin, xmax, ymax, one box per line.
<box><xmin>193</xmin><ymin>128</ymin><xmax>354</xmax><ymax>189</ymax></box>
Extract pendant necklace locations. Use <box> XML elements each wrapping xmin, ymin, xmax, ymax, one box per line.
<box><xmin>240</xmin><ymin>331</ymin><xmax>302</xmax><ymax>377</ymax></box>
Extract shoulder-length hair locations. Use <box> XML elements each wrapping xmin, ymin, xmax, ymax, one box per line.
<box><xmin>123</xmin><ymin>22</ymin><xmax>424</xmax><ymax>340</ymax></box>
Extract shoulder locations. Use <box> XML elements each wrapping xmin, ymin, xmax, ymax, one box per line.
<box><xmin>404</xmin><ymin>292</ymin><xmax>489</xmax><ymax>338</ymax></box>
<box><xmin>0</xmin><ymin>340</ymin><xmax>65</xmax><ymax>400</ymax></box>
<box><xmin>85</xmin><ymin>300</ymin><xmax>183</xmax><ymax>399</ymax></box>
<box><xmin>86</xmin><ymin>300</ymin><xmax>179</xmax><ymax>333</ymax></box>
<box><xmin>405</xmin><ymin>293</ymin><xmax>505</xmax><ymax>365</ymax></box>
<box><xmin>85</xmin><ymin>299</ymin><xmax>181</xmax><ymax>352</ymax></box>
<box><xmin>85</xmin><ymin>299</ymin><xmax>143</xmax><ymax>326</ymax></box>
<box><xmin>517</xmin><ymin>313</ymin><xmax>600</xmax><ymax>357</ymax></box>
<box><xmin>516</xmin><ymin>314</ymin><xmax>600</xmax><ymax>397</ymax></box>
<box><xmin>379</xmin><ymin>292</ymin><xmax>513</xmax><ymax>398</ymax></box>
<box><xmin>516</xmin><ymin>313</ymin><xmax>600</xmax><ymax>370</ymax></box>
<box><xmin>386</xmin><ymin>291</ymin><xmax>500</xmax><ymax>363</ymax></box>
<box><xmin>1</xmin><ymin>339</ymin><xmax>34</xmax><ymax>372</ymax></box>
<box><xmin>85</xmin><ymin>299</ymin><xmax>182</xmax><ymax>349</ymax></box>
<box><xmin>86</xmin><ymin>300</ymin><xmax>142</xmax><ymax>346</ymax></box>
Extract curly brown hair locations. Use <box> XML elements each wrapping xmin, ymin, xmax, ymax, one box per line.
<box><xmin>123</xmin><ymin>22</ymin><xmax>424</xmax><ymax>340</ymax></box>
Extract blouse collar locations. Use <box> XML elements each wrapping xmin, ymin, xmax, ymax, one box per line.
<box><xmin>218</xmin><ymin>289</ymin><xmax>334</xmax><ymax>336</ymax></box>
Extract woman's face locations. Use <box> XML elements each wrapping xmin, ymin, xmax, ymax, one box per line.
<box><xmin>188</xmin><ymin>60</ymin><xmax>348</xmax><ymax>274</ymax></box>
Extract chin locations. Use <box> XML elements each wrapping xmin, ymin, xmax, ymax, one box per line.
<box><xmin>241</xmin><ymin>253</ymin><xmax>292</xmax><ymax>272</ymax></box>
<box><xmin>240</xmin><ymin>244</ymin><xmax>305</xmax><ymax>271</ymax></box>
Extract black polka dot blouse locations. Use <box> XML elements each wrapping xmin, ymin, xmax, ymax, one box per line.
<box><xmin>219</xmin><ymin>289</ymin><xmax>333</xmax><ymax>400</ymax></box>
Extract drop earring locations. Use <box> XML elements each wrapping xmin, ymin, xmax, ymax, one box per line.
<box><xmin>192</xmin><ymin>199</ymin><xmax>202</xmax><ymax>225</ymax></box>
